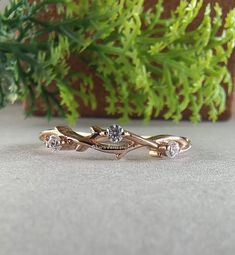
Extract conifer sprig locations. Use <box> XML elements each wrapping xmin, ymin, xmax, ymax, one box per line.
<box><xmin>0</xmin><ymin>0</ymin><xmax>234</xmax><ymax>122</ymax></box>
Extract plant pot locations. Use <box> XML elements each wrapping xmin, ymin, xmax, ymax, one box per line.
<box><xmin>29</xmin><ymin>0</ymin><xmax>235</xmax><ymax>120</ymax></box>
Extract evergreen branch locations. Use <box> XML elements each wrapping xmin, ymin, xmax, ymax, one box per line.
<box><xmin>0</xmin><ymin>0</ymin><xmax>234</xmax><ymax>123</ymax></box>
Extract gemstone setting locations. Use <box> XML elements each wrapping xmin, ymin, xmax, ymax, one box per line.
<box><xmin>106</xmin><ymin>124</ymin><xmax>124</xmax><ymax>143</ymax></box>
<box><xmin>46</xmin><ymin>135</ymin><xmax>62</xmax><ymax>151</ymax></box>
<box><xmin>166</xmin><ymin>141</ymin><xmax>180</xmax><ymax>158</ymax></box>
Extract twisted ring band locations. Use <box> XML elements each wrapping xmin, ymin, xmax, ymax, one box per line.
<box><xmin>39</xmin><ymin>124</ymin><xmax>191</xmax><ymax>159</ymax></box>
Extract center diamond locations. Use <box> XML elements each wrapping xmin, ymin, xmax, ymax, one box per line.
<box><xmin>165</xmin><ymin>141</ymin><xmax>180</xmax><ymax>158</ymax></box>
<box><xmin>106</xmin><ymin>124</ymin><xmax>124</xmax><ymax>143</ymax></box>
<box><xmin>46</xmin><ymin>135</ymin><xmax>62</xmax><ymax>151</ymax></box>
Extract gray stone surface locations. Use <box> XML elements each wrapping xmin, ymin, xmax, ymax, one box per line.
<box><xmin>0</xmin><ymin>104</ymin><xmax>235</xmax><ymax>255</ymax></box>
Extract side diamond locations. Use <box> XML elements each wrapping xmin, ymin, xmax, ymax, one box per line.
<box><xmin>46</xmin><ymin>135</ymin><xmax>62</xmax><ymax>151</ymax></box>
<box><xmin>166</xmin><ymin>141</ymin><xmax>180</xmax><ymax>158</ymax></box>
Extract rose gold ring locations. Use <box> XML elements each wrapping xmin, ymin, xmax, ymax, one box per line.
<box><xmin>39</xmin><ymin>124</ymin><xmax>191</xmax><ymax>159</ymax></box>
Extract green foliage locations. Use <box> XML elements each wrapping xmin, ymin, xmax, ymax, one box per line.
<box><xmin>0</xmin><ymin>0</ymin><xmax>235</xmax><ymax>122</ymax></box>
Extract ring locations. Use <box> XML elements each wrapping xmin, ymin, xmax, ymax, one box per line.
<box><xmin>39</xmin><ymin>124</ymin><xmax>191</xmax><ymax>159</ymax></box>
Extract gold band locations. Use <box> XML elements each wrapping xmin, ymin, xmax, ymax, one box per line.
<box><xmin>39</xmin><ymin>124</ymin><xmax>191</xmax><ymax>159</ymax></box>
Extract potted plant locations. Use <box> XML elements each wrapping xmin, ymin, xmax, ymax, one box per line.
<box><xmin>0</xmin><ymin>0</ymin><xmax>234</xmax><ymax>123</ymax></box>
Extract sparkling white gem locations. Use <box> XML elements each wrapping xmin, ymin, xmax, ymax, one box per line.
<box><xmin>106</xmin><ymin>124</ymin><xmax>124</xmax><ymax>143</ymax></box>
<box><xmin>46</xmin><ymin>135</ymin><xmax>62</xmax><ymax>151</ymax></box>
<box><xmin>165</xmin><ymin>141</ymin><xmax>180</xmax><ymax>158</ymax></box>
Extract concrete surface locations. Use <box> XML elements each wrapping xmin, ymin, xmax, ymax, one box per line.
<box><xmin>0</xmin><ymin>104</ymin><xmax>235</xmax><ymax>255</ymax></box>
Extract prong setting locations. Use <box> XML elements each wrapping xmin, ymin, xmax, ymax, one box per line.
<box><xmin>165</xmin><ymin>141</ymin><xmax>180</xmax><ymax>158</ymax></box>
<box><xmin>106</xmin><ymin>124</ymin><xmax>124</xmax><ymax>143</ymax></box>
<box><xmin>46</xmin><ymin>135</ymin><xmax>62</xmax><ymax>151</ymax></box>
